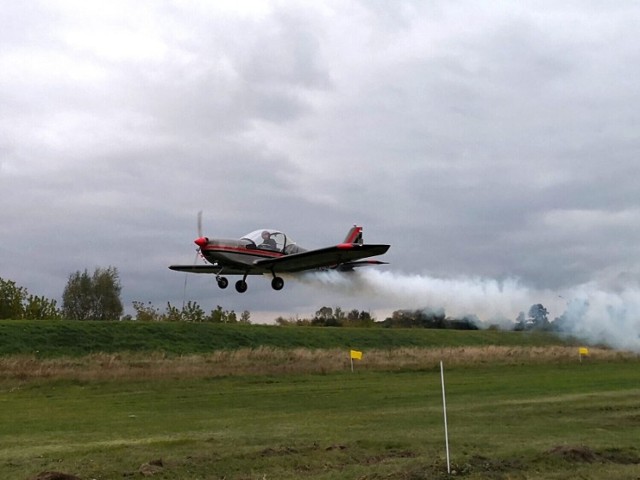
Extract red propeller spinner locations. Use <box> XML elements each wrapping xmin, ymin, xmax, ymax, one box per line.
<box><xmin>194</xmin><ymin>237</ymin><xmax>208</xmax><ymax>248</ymax></box>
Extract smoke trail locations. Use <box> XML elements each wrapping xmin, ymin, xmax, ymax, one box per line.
<box><xmin>300</xmin><ymin>269</ymin><xmax>640</xmax><ymax>352</ymax></box>
<box><xmin>300</xmin><ymin>269</ymin><xmax>561</xmax><ymax>322</ymax></box>
<box><xmin>557</xmin><ymin>283</ymin><xmax>640</xmax><ymax>352</ymax></box>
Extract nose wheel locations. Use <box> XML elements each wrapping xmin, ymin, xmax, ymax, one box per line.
<box><xmin>216</xmin><ymin>277</ymin><xmax>229</xmax><ymax>289</ymax></box>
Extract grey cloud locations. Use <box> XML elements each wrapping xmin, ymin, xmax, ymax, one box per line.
<box><xmin>2</xmin><ymin>1</ymin><xmax>640</xmax><ymax>330</ymax></box>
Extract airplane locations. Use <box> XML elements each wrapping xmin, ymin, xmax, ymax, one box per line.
<box><xmin>169</xmin><ymin>224</ymin><xmax>390</xmax><ymax>293</ymax></box>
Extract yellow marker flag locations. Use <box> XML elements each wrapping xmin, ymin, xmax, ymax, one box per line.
<box><xmin>579</xmin><ymin>347</ymin><xmax>589</xmax><ymax>356</ymax></box>
<box><xmin>350</xmin><ymin>350</ymin><xmax>363</xmax><ymax>360</ymax></box>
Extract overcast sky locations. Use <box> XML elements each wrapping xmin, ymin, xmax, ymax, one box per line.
<box><xmin>2</xmin><ymin>1</ymin><xmax>640</xmax><ymax>342</ymax></box>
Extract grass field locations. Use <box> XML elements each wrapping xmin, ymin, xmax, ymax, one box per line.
<box><xmin>0</xmin><ymin>320</ymin><xmax>574</xmax><ymax>357</ymax></box>
<box><xmin>1</xmin><ymin>322</ymin><xmax>639</xmax><ymax>479</ymax></box>
<box><xmin>1</xmin><ymin>354</ymin><xmax>640</xmax><ymax>479</ymax></box>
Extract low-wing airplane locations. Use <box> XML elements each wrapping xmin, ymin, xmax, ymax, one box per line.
<box><xmin>169</xmin><ymin>225</ymin><xmax>390</xmax><ymax>293</ymax></box>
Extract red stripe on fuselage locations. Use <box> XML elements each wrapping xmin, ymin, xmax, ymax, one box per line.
<box><xmin>201</xmin><ymin>245</ymin><xmax>284</xmax><ymax>258</ymax></box>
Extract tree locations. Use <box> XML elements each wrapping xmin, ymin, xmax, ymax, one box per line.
<box><xmin>62</xmin><ymin>270</ymin><xmax>92</xmax><ymax>320</ymax></box>
<box><xmin>208</xmin><ymin>305</ymin><xmax>225</xmax><ymax>323</ymax></box>
<box><xmin>345</xmin><ymin>309</ymin><xmax>375</xmax><ymax>327</ymax></box>
<box><xmin>0</xmin><ymin>277</ymin><xmax>26</xmax><ymax>319</ymax></box>
<box><xmin>23</xmin><ymin>294</ymin><xmax>60</xmax><ymax>320</ymax></box>
<box><xmin>382</xmin><ymin>308</ymin><xmax>445</xmax><ymax>328</ymax></box>
<box><xmin>182</xmin><ymin>301</ymin><xmax>205</xmax><ymax>322</ymax></box>
<box><xmin>132</xmin><ymin>301</ymin><xmax>162</xmax><ymax>322</ymax></box>
<box><xmin>239</xmin><ymin>310</ymin><xmax>251</xmax><ymax>324</ymax></box>
<box><xmin>275</xmin><ymin>315</ymin><xmax>309</xmax><ymax>326</ymax></box>
<box><xmin>62</xmin><ymin>267</ymin><xmax>123</xmax><ymax>320</ymax></box>
<box><xmin>528</xmin><ymin>303</ymin><xmax>550</xmax><ymax>330</ymax></box>
<box><xmin>312</xmin><ymin>306</ymin><xmax>344</xmax><ymax>326</ymax></box>
<box><xmin>0</xmin><ymin>277</ymin><xmax>61</xmax><ymax>320</ymax></box>
<box><xmin>225</xmin><ymin>310</ymin><xmax>237</xmax><ymax>324</ymax></box>
<box><xmin>92</xmin><ymin>267</ymin><xmax>123</xmax><ymax>320</ymax></box>
<box><xmin>165</xmin><ymin>303</ymin><xmax>183</xmax><ymax>322</ymax></box>
<box><xmin>312</xmin><ymin>306</ymin><xmax>334</xmax><ymax>325</ymax></box>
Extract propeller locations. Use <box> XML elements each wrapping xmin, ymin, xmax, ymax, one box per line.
<box><xmin>194</xmin><ymin>210</ymin><xmax>209</xmax><ymax>247</ymax></box>
<box><xmin>183</xmin><ymin>211</ymin><xmax>205</xmax><ymax>311</ymax></box>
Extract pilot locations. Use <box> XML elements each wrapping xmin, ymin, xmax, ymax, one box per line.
<box><xmin>260</xmin><ymin>230</ymin><xmax>277</xmax><ymax>250</ymax></box>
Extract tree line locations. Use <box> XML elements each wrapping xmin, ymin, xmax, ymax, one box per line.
<box><xmin>0</xmin><ymin>268</ymin><xmax>248</xmax><ymax>323</ymax></box>
<box><xmin>275</xmin><ymin>306</ymin><xmax>479</xmax><ymax>329</ymax></box>
<box><xmin>0</xmin><ymin>268</ymin><xmax>122</xmax><ymax>321</ymax></box>
<box><xmin>275</xmin><ymin>304</ymin><xmax>568</xmax><ymax>331</ymax></box>
<box><xmin>130</xmin><ymin>300</ymin><xmax>250</xmax><ymax>323</ymax></box>
<box><xmin>0</xmin><ymin>277</ymin><xmax>61</xmax><ymax>320</ymax></box>
<box><xmin>1</xmin><ymin>269</ymin><xmax>561</xmax><ymax>330</ymax></box>
<box><xmin>275</xmin><ymin>306</ymin><xmax>375</xmax><ymax>327</ymax></box>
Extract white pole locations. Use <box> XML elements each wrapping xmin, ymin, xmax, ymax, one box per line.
<box><xmin>350</xmin><ymin>356</ymin><xmax>354</xmax><ymax>373</ymax></box>
<box><xmin>440</xmin><ymin>360</ymin><xmax>451</xmax><ymax>474</ymax></box>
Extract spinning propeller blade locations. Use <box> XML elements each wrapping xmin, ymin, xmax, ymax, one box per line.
<box><xmin>184</xmin><ymin>210</ymin><xmax>204</xmax><ymax>310</ymax></box>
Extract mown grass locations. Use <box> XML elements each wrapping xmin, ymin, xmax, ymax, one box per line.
<box><xmin>0</xmin><ymin>320</ymin><xmax>575</xmax><ymax>357</ymax></box>
<box><xmin>1</xmin><ymin>321</ymin><xmax>637</xmax><ymax>479</ymax></box>
<box><xmin>2</xmin><ymin>356</ymin><xmax>640</xmax><ymax>479</ymax></box>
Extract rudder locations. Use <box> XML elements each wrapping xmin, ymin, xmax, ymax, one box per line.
<box><xmin>343</xmin><ymin>225</ymin><xmax>363</xmax><ymax>245</ymax></box>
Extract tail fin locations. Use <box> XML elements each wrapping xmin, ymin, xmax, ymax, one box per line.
<box><xmin>343</xmin><ymin>225</ymin><xmax>363</xmax><ymax>245</ymax></box>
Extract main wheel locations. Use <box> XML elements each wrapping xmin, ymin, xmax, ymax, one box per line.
<box><xmin>217</xmin><ymin>277</ymin><xmax>229</xmax><ymax>289</ymax></box>
<box><xmin>271</xmin><ymin>276</ymin><xmax>284</xmax><ymax>291</ymax></box>
<box><xmin>235</xmin><ymin>280</ymin><xmax>248</xmax><ymax>293</ymax></box>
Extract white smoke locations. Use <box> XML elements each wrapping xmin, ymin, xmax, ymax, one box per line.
<box><xmin>557</xmin><ymin>284</ymin><xmax>640</xmax><ymax>352</ymax></box>
<box><xmin>299</xmin><ymin>269</ymin><xmax>640</xmax><ymax>352</ymax></box>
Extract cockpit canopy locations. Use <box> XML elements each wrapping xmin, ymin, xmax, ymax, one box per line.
<box><xmin>240</xmin><ymin>229</ymin><xmax>301</xmax><ymax>254</ymax></box>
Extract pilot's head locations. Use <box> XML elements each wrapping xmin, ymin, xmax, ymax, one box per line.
<box><xmin>261</xmin><ymin>230</ymin><xmax>270</xmax><ymax>239</ymax></box>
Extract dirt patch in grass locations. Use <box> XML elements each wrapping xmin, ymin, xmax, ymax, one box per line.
<box><xmin>30</xmin><ymin>473</ymin><xmax>81</xmax><ymax>480</ymax></box>
<box><xmin>261</xmin><ymin>445</ymin><xmax>302</xmax><ymax>456</ymax></box>
<box><xmin>138</xmin><ymin>458</ymin><xmax>164</xmax><ymax>476</ymax></box>
<box><xmin>548</xmin><ymin>445</ymin><xmax>598</xmax><ymax>462</ymax></box>
<box><xmin>447</xmin><ymin>454</ymin><xmax>525</xmax><ymax>478</ymax></box>
<box><xmin>363</xmin><ymin>449</ymin><xmax>417</xmax><ymax>465</ymax></box>
<box><xmin>546</xmin><ymin>445</ymin><xmax>640</xmax><ymax>464</ymax></box>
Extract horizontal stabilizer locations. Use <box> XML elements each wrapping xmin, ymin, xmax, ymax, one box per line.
<box><xmin>337</xmin><ymin>260</ymin><xmax>389</xmax><ymax>271</ymax></box>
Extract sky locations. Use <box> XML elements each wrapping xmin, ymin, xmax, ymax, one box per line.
<box><xmin>2</xmin><ymin>1</ymin><xmax>640</xmax><ymax>347</ymax></box>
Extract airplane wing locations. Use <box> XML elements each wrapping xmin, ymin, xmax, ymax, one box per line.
<box><xmin>168</xmin><ymin>265</ymin><xmax>264</xmax><ymax>275</ymax></box>
<box><xmin>253</xmin><ymin>244</ymin><xmax>390</xmax><ymax>272</ymax></box>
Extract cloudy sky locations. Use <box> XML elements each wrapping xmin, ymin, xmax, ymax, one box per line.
<box><xmin>2</xmin><ymin>1</ymin><xmax>640</xmax><ymax>341</ymax></box>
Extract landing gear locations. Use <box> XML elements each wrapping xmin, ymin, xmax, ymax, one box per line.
<box><xmin>214</xmin><ymin>267</ymin><xmax>228</xmax><ymax>289</ymax></box>
<box><xmin>271</xmin><ymin>276</ymin><xmax>284</xmax><ymax>291</ymax></box>
<box><xmin>235</xmin><ymin>279</ymin><xmax>248</xmax><ymax>293</ymax></box>
<box><xmin>220</xmin><ymin>274</ymin><xmax>282</xmax><ymax>293</ymax></box>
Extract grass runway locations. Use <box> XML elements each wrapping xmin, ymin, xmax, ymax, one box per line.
<box><xmin>2</xmin><ymin>355</ymin><xmax>640</xmax><ymax>479</ymax></box>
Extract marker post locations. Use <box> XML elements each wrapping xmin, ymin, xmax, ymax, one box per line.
<box><xmin>440</xmin><ymin>361</ymin><xmax>451</xmax><ymax>474</ymax></box>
